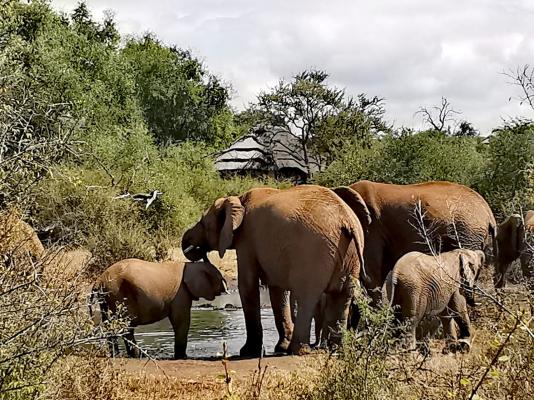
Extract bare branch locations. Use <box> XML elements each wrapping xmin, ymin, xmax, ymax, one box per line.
<box><xmin>415</xmin><ymin>97</ymin><xmax>461</xmax><ymax>133</ymax></box>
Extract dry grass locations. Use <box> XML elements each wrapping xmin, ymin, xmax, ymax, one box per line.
<box><xmin>8</xmin><ymin>283</ymin><xmax>527</xmax><ymax>400</ymax></box>
<box><xmin>3</xmin><ymin>241</ymin><xmax>532</xmax><ymax>400</ymax></box>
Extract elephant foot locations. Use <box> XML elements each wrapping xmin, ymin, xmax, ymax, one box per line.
<box><xmin>239</xmin><ymin>342</ymin><xmax>263</xmax><ymax>358</ymax></box>
<box><xmin>456</xmin><ymin>339</ymin><xmax>471</xmax><ymax>353</ymax></box>
<box><xmin>443</xmin><ymin>339</ymin><xmax>471</xmax><ymax>354</ymax></box>
<box><xmin>274</xmin><ymin>338</ymin><xmax>291</xmax><ymax>354</ymax></box>
<box><xmin>416</xmin><ymin>341</ymin><xmax>431</xmax><ymax>357</ymax></box>
<box><xmin>288</xmin><ymin>342</ymin><xmax>312</xmax><ymax>356</ymax></box>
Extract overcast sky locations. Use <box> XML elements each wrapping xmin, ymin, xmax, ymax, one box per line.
<box><xmin>51</xmin><ymin>0</ymin><xmax>534</xmax><ymax>134</ymax></box>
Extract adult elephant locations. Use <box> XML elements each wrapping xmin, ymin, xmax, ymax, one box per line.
<box><xmin>181</xmin><ymin>185</ymin><xmax>370</xmax><ymax>356</ymax></box>
<box><xmin>0</xmin><ymin>212</ymin><xmax>45</xmax><ymax>262</ymax></box>
<box><xmin>495</xmin><ymin>211</ymin><xmax>534</xmax><ymax>287</ymax></box>
<box><xmin>333</xmin><ymin>180</ymin><xmax>497</xmax><ymax>299</ymax></box>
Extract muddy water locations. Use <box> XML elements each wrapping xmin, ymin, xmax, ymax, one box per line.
<box><xmin>135</xmin><ymin>308</ymin><xmax>278</xmax><ymax>358</ymax></box>
<box><xmin>135</xmin><ymin>288</ymin><xmax>283</xmax><ymax>358</ymax></box>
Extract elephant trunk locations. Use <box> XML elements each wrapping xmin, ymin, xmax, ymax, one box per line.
<box><xmin>181</xmin><ymin>226</ymin><xmax>208</xmax><ymax>262</ymax></box>
<box><xmin>464</xmin><ymin>289</ymin><xmax>476</xmax><ymax>307</ymax></box>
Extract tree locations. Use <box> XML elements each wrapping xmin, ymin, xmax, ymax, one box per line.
<box><xmin>454</xmin><ymin>121</ymin><xmax>479</xmax><ymax>137</ymax></box>
<box><xmin>122</xmin><ymin>35</ymin><xmax>233</xmax><ymax>145</ymax></box>
<box><xmin>505</xmin><ymin>64</ymin><xmax>534</xmax><ymax>112</ymax></box>
<box><xmin>481</xmin><ymin>120</ymin><xmax>534</xmax><ymax>214</ymax></box>
<box><xmin>415</xmin><ymin>97</ymin><xmax>461</xmax><ymax>133</ymax></box>
<box><xmin>70</xmin><ymin>2</ymin><xmax>119</xmax><ymax>46</ymax></box>
<box><xmin>248</xmin><ymin>70</ymin><xmax>389</xmax><ymax>177</ymax></box>
<box><xmin>250</xmin><ymin>70</ymin><xmax>344</xmax><ymax>177</ymax></box>
<box><xmin>313</xmin><ymin>94</ymin><xmax>390</xmax><ymax>162</ymax></box>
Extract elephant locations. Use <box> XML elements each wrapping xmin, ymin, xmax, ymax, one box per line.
<box><xmin>91</xmin><ymin>258</ymin><xmax>227</xmax><ymax>359</ymax></box>
<box><xmin>333</xmin><ymin>180</ymin><xmax>497</xmax><ymax>300</ymax></box>
<box><xmin>495</xmin><ymin>211</ymin><xmax>534</xmax><ymax>287</ymax></box>
<box><xmin>382</xmin><ymin>249</ymin><xmax>485</xmax><ymax>353</ymax></box>
<box><xmin>181</xmin><ymin>185</ymin><xmax>370</xmax><ymax>356</ymax></box>
<box><xmin>0</xmin><ymin>212</ymin><xmax>45</xmax><ymax>264</ymax></box>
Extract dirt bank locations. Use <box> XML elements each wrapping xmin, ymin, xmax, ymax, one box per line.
<box><xmin>118</xmin><ymin>354</ymin><xmax>305</xmax><ymax>381</ymax></box>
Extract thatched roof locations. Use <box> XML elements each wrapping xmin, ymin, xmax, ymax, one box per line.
<box><xmin>214</xmin><ymin>126</ymin><xmax>321</xmax><ymax>177</ymax></box>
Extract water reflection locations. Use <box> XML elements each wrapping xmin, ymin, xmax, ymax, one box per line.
<box><xmin>135</xmin><ymin>288</ymin><xmax>277</xmax><ymax>358</ymax></box>
<box><xmin>134</xmin><ymin>288</ymin><xmax>316</xmax><ymax>359</ymax></box>
<box><xmin>135</xmin><ymin>308</ymin><xmax>278</xmax><ymax>358</ymax></box>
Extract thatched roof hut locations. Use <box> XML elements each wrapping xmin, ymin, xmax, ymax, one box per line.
<box><xmin>214</xmin><ymin>126</ymin><xmax>321</xmax><ymax>183</ymax></box>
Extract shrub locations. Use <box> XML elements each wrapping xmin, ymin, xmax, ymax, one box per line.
<box><xmin>479</xmin><ymin>120</ymin><xmax>534</xmax><ymax>216</ymax></box>
<box><xmin>0</xmin><ymin>228</ymin><xmax>124</xmax><ymax>399</ymax></box>
<box><xmin>32</xmin><ymin>142</ymin><xmax>281</xmax><ymax>276</ymax></box>
<box><xmin>305</xmin><ymin>295</ymin><xmax>401</xmax><ymax>400</ymax></box>
<box><xmin>314</xmin><ymin>131</ymin><xmax>487</xmax><ymax>189</ymax></box>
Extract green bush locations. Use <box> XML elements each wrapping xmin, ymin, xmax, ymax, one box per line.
<box><xmin>314</xmin><ymin>130</ymin><xmax>487</xmax><ymax>189</ymax></box>
<box><xmin>33</xmin><ymin>142</ymin><xmax>280</xmax><ymax>276</ymax></box>
<box><xmin>305</xmin><ymin>295</ymin><xmax>401</xmax><ymax>400</ymax></box>
<box><xmin>479</xmin><ymin>120</ymin><xmax>534</xmax><ymax>216</ymax></box>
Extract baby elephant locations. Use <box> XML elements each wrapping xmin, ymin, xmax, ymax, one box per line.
<box><xmin>383</xmin><ymin>249</ymin><xmax>484</xmax><ymax>353</ymax></box>
<box><xmin>91</xmin><ymin>259</ymin><xmax>228</xmax><ymax>359</ymax></box>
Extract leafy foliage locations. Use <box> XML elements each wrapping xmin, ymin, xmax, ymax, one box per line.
<box><xmin>247</xmin><ymin>70</ymin><xmax>390</xmax><ymax>175</ymax></box>
<box><xmin>479</xmin><ymin>120</ymin><xmax>534</xmax><ymax>215</ymax></box>
<box><xmin>123</xmin><ymin>35</ymin><xmax>235</xmax><ymax>146</ymax></box>
<box><xmin>315</xmin><ymin>129</ymin><xmax>487</xmax><ymax>189</ymax></box>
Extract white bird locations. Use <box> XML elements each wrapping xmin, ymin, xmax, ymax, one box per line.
<box><xmin>131</xmin><ymin>190</ymin><xmax>163</xmax><ymax>209</ymax></box>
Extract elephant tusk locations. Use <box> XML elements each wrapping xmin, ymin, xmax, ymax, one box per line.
<box><xmin>183</xmin><ymin>245</ymin><xmax>195</xmax><ymax>254</ymax></box>
<box><xmin>222</xmin><ymin>279</ymin><xmax>229</xmax><ymax>295</ymax></box>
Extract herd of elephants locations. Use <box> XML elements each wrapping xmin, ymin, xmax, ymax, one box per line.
<box><xmin>92</xmin><ymin>180</ymin><xmax>534</xmax><ymax>359</ymax></box>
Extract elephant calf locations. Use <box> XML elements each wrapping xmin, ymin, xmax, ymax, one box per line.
<box><xmin>91</xmin><ymin>258</ymin><xmax>227</xmax><ymax>359</ymax></box>
<box><xmin>383</xmin><ymin>249</ymin><xmax>485</xmax><ymax>353</ymax></box>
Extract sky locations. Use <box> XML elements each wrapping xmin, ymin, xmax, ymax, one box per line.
<box><xmin>51</xmin><ymin>0</ymin><xmax>534</xmax><ymax>134</ymax></box>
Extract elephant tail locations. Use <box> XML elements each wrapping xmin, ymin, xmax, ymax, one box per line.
<box><xmin>488</xmin><ymin>221</ymin><xmax>498</xmax><ymax>266</ymax></box>
<box><xmin>382</xmin><ymin>271</ymin><xmax>397</xmax><ymax>308</ymax></box>
<box><xmin>342</xmin><ymin>225</ymin><xmax>368</xmax><ymax>283</ymax></box>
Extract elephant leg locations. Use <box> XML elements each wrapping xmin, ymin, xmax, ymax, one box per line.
<box><xmin>520</xmin><ymin>251</ymin><xmax>533</xmax><ymax>281</ymax></box>
<box><xmin>108</xmin><ymin>336</ymin><xmax>120</xmax><ymax>357</ymax></box>
<box><xmin>238</xmin><ymin>256</ymin><xmax>263</xmax><ymax>357</ymax></box>
<box><xmin>312</xmin><ymin>294</ymin><xmax>325</xmax><ymax>348</ymax></box>
<box><xmin>289</xmin><ymin>291</ymin><xmax>320</xmax><ymax>355</ymax></box>
<box><xmin>439</xmin><ymin>313</ymin><xmax>458</xmax><ymax>341</ymax></box>
<box><xmin>362</xmin><ymin>241</ymin><xmax>386</xmax><ymax>306</ymax></box>
<box><xmin>347</xmin><ymin>299</ymin><xmax>361</xmax><ymax>330</ymax></box>
<box><xmin>289</xmin><ymin>291</ymin><xmax>298</xmax><ymax>323</ymax></box>
<box><xmin>170</xmin><ymin>305</ymin><xmax>191</xmax><ymax>359</ymax></box>
<box><xmin>322</xmin><ymin>287</ymin><xmax>352</xmax><ymax>349</ymax></box>
<box><xmin>409</xmin><ymin>323</ymin><xmax>419</xmax><ymax>351</ymax></box>
<box><xmin>269</xmin><ymin>287</ymin><xmax>293</xmax><ymax>353</ymax></box>
<box><xmin>398</xmin><ymin>302</ymin><xmax>419</xmax><ymax>351</ymax></box>
<box><xmin>447</xmin><ymin>292</ymin><xmax>472</xmax><ymax>353</ymax></box>
<box><xmin>123</xmin><ymin>327</ymin><xmax>140</xmax><ymax>358</ymax></box>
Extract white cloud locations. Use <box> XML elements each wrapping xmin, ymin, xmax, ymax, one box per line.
<box><xmin>51</xmin><ymin>0</ymin><xmax>534</xmax><ymax>133</ymax></box>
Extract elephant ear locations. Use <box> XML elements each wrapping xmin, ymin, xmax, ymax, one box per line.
<box><xmin>515</xmin><ymin>215</ymin><xmax>526</xmax><ymax>253</ymax></box>
<box><xmin>183</xmin><ymin>262</ymin><xmax>224</xmax><ymax>301</ymax></box>
<box><xmin>459</xmin><ymin>253</ymin><xmax>476</xmax><ymax>288</ymax></box>
<box><xmin>218</xmin><ymin>196</ymin><xmax>245</xmax><ymax>258</ymax></box>
<box><xmin>332</xmin><ymin>186</ymin><xmax>372</xmax><ymax>229</ymax></box>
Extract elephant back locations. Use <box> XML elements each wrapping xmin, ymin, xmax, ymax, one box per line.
<box><xmin>0</xmin><ymin>210</ymin><xmax>44</xmax><ymax>261</ymax></box>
